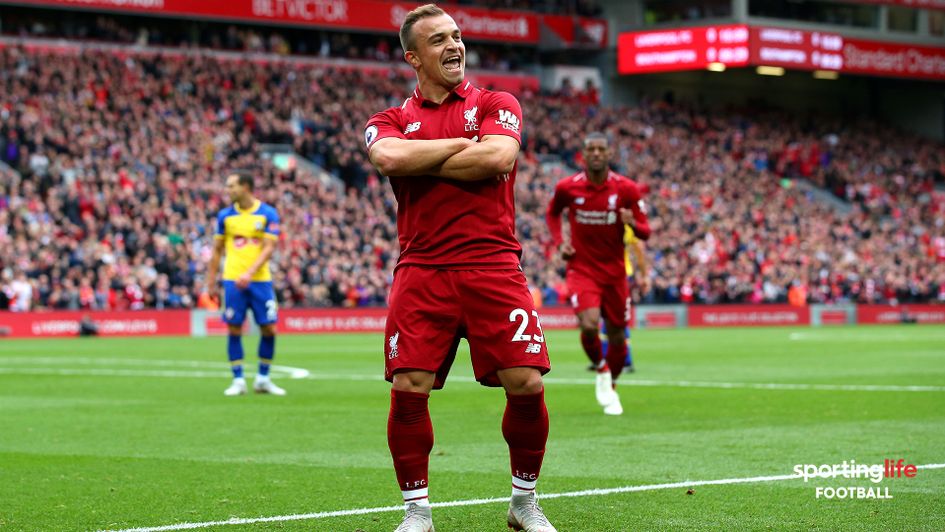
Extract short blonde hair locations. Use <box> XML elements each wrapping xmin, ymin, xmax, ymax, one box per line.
<box><xmin>399</xmin><ymin>3</ymin><xmax>446</xmax><ymax>52</ymax></box>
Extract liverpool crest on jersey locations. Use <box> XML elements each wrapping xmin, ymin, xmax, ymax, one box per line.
<box><xmin>464</xmin><ymin>106</ymin><xmax>479</xmax><ymax>131</ymax></box>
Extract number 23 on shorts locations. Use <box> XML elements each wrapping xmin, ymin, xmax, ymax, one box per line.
<box><xmin>509</xmin><ymin>308</ymin><xmax>545</xmax><ymax>354</ymax></box>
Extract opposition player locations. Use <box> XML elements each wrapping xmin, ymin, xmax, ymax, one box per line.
<box><xmin>547</xmin><ymin>133</ymin><xmax>650</xmax><ymax>415</ymax></box>
<box><xmin>365</xmin><ymin>5</ymin><xmax>554</xmax><ymax>531</ymax></box>
<box><xmin>205</xmin><ymin>171</ymin><xmax>284</xmax><ymax>397</ymax></box>
<box><xmin>622</xmin><ymin>232</ymin><xmax>649</xmax><ymax>372</ymax></box>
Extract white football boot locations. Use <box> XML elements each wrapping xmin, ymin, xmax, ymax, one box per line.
<box><xmin>253</xmin><ymin>376</ymin><xmax>286</xmax><ymax>396</ymax></box>
<box><xmin>223</xmin><ymin>378</ymin><xmax>247</xmax><ymax>396</ymax></box>
<box><xmin>595</xmin><ymin>365</ymin><xmax>617</xmax><ymax>406</ymax></box>
<box><xmin>508</xmin><ymin>492</ymin><xmax>557</xmax><ymax>532</ymax></box>
<box><xmin>603</xmin><ymin>388</ymin><xmax>624</xmax><ymax>416</ymax></box>
<box><xmin>394</xmin><ymin>503</ymin><xmax>434</xmax><ymax>532</ymax></box>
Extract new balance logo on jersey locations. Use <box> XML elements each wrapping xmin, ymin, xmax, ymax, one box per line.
<box><xmin>404</xmin><ymin>122</ymin><xmax>421</xmax><ymax>134</ymax></box>
<box><xmin>575</xmin><ymin>197</ymin><xmax>585</xmax><ymax>205</ymax></box>
<box><xmin>524</xmin><ymin>343</ymin><xmax>542</xmax><ymax>354</ymax></box>
<box><xmin>496</xmin><ymin>109</ymin><xmax>520</xmax><ymax>133</ymax></box>
<box><xmin>388</xmin><ymin>332</ymin><xmax>400</xmax><ymax>359</ymax></box>
<box><xmin>464</xmin><ymin>106</ymin><xmax>479</xmax><ymax>131</ymax></box>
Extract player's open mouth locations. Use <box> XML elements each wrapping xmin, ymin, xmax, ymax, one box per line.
<box><xmin>442</xmin><ymin>55</ymin><xmax>462</xmax><ymax>72</ymax></box>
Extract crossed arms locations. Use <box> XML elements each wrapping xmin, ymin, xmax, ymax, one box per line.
<box><xmin>368</xmin><ymin>135</ymin><xmax>519</xmax><ymax>181</ymax></box>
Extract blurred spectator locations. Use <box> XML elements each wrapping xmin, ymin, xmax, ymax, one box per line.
<box><xmin>8</xmin><ymin>270</ymin><xmax>33</xmax><ymax>312</ymax></box>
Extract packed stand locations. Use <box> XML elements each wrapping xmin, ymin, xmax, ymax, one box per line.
<box><xmin>0</xmin><ymin>47</ymin><xmax>397</xmax><ymax>311</ymax></box>
<box><xmin>0</xmin><ymin>9</ymin><xmax>537</xmax><ymax>71</ymax></box>
<box><xmin>517</xmin><ymin>97</ymin><xmax>945</xmax><ymax>306</ymax></box>
<box><xmin>1</xmin><ymin>47</ymin><xmax>943</xmax><ymax>312</ymax></box>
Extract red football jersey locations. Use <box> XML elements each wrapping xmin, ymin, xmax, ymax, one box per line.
<box><xmin>547</xmin><ymin>171</ymin><xmax>651</xmax><ymax>280</ymax></box>
<box><xmin>365</xmin><ymin>81</ymin><xmax>523</xmax><ymax>270</ymax></box>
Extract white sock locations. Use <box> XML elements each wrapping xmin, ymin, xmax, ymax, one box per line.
<box><xmin>233</xmin><ymin>377</ymin><xmax>246</xmax><ymax>384</ymax></box>
<box><xmin>255</xmin><ymin>374</ymin><xmax>270</xmax><ymax>383</ymax></box>
<box><xmin>403</xmin><ymin>488</ymin><xmax>430</xmax><ymax>508</ymax></box>
<box><xmin>511</xmin><ymin>476</ymin><xmax>537</xmax><ymax>496</ymax></box>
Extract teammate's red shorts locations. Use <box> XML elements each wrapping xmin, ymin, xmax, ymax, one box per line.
<box><xmin>384</xmin><ymin>266</ymin><xmax>551</xmax><ymax>389</ymax></box>
<box><xmin>566</xmin><ymin>270</ymin><xmax>630</xmax><ymax>328</ymax></box>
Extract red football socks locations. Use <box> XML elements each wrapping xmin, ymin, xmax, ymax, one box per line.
<box><xmin>503</xmin><ymin>390</ymin><xmax>549</xmax><ymax>494</ymax></box>
<box><xmin>388</xmin><ymin>389</ymin><xmax>434</xmax><ymax>505</ymax></box>
<box><xmin>580</xmin><ymin>330</ymin><xmax>603</xmax><ymax>365</ymax></box>
<box><xmin>606</xmin><ymin>339</ymin><xmax>627</xmax><ymax>380</ymax></box>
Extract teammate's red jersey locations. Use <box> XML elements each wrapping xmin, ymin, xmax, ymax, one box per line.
<box><xmin>365</xmin><ymin>80</ymin><xmax>523</xmax><ymax>269</ymax></box>
<box><xmin>547</xmin><ymin>171</ymin><xmax>651</xmax><ymax>280</ymax></box>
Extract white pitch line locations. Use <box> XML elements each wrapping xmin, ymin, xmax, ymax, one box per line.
<box><xmin>0</xmin><ymin>367</ymin><xmax>233</xmax><ymax>378</ymax></box>
<box><xmin>788</xmin><ymin>331</ymin><xmax>945</xmax><ymax>342</ymax></box>
<box><xmin>0</xmin><ymin>357</ymin><xmax>310</xmax><ymax>377</ymax></box>
<box><xmin>617</xmin><ymin>379</ymin><xmax>945</xmax><ymax>393</ymax></box>
<box><xmin>0</xmin><ymin>365</ymin><xmax>943</xmax><ymax>392</ymax></box>
<box><xmin>0</xmin><ymin>357</ymin><xmax>230</xmax><ymax>367</ymax></box>
<box><xmin>0</xmin><ymin>366</ymin><xmax>309</xmax><ymax>380</ymax></box>
<box><xmin>272</xmin><ymin>364</ymin><xmax>310</xmax><ymax>379</ymax></box>
<box><xmin>303</xmin><ymin>373</ymin><xmax>945</xmax><ymax>393</ymax></box>
<box><xmin>101</xmin><ymin>463</ymin><xmax>945</xmax><ymax>532</ymax></box>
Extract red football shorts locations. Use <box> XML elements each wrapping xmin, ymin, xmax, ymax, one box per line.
<box><xmin>384</xmin><ymin>266</ymin><xmax>551</xmax><ymax>389</ymax></box>
<box><xmin>567</xmin><ymin>270</ymin><xmax>630</xmax><ymax>328</ymax></box>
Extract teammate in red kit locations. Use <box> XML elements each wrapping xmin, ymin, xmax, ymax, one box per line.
<box><xmin>364</xmin><ymin>5</ymin><xmax>554</xmax><ymax>532</ymax></box>
<box><xmin>547</xmin><ymin>132</ymin><xmax>651</xmax><ymax>416</ymax></box>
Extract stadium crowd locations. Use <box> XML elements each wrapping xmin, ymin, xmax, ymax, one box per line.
<box><xmin>1</xmin><ymin>46</ymin><xmax>943</xmax><ymax>311</ymax></box>
<box><xmin>0</xmin><ymin>9</ymin><xmax>538</xmax><ymax>71</ymax></box>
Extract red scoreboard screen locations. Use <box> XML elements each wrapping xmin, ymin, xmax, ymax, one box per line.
<box><xmin>618</xmin><ymin>24</ymin><xmax>945</xmax><ymax>81</ymax></box>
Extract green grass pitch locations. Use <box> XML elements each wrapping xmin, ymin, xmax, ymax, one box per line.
<box><xmin>1</xmin><ymin>325</ymin><xmax>944</xmax><ymax>531</ymax></box>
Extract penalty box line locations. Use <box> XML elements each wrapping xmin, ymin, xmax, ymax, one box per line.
<box><xmin>103</xmin><ymin>463</ymin><xmax>945</xmax><ymax>532</ymax></box>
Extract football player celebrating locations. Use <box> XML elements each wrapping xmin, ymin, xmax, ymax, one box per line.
<box><xmin>365</xmin><ymin>5</ymin><xmax>555</xmax><ymax>532</ymax></box>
